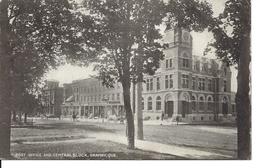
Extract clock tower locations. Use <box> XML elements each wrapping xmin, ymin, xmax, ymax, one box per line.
<box><xmin>163</xmin><ymin>27</ymin><xmax>193</xmax><ymax>70</ymax></box>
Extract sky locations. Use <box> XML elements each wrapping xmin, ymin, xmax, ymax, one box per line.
<box><xmin>46</xmin><ymin>0</ymin><xmax>237</xmax><ymax>91</ymax></box>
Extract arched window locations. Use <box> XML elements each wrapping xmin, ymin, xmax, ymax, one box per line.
<box><xmin>191</xmin><ymin>95</ymin><xmax>196</xmax><ymax>111</ymax></box>
<box><xmin>148</xmin><ymin>97</ymin><xmax>152</xmax><ymax>110</ymax></box>
<box><xmin>207</xmin><ymin>96</ymin><xmax>214</xmax><ymax>112</ymax></box>
<box><xmin>199</xmin><ymin>96</ymin><xmax>205</xmax><ymax>111</ymax></box>
<box><xmin>156</xmin><ymin>96</ymin><xmax>161</xmax><ymax>110</ymax></box>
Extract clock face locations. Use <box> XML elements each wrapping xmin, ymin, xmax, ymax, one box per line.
<box><xmin>183</xmin><ymin>32</ymin><xmax>190</xmax><ymax>42</ymax></box>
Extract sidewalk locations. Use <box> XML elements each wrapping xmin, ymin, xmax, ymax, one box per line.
<box><xmin>73</xmin><ymin>117</ymin><xmax>185</xmax><ymax>126</ymax></box>
<box><xmin>92</xmin><ymin>133</ymin><xmax>234</xmax><ymax>159</ymax></box>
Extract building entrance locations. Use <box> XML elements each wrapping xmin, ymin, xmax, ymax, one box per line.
<box><xmin>181</xmin><ymin>101</ymin><xmax>189</xmax><ymax>118</ymax></box>
<box><xmin>165</xmin><ymin>101</ymin><xmax>174</xmax><ymax>117</ymax></box>
<box><xmin>222</xmin><ymin>102</ymin><xmax>228</xmax><ymax>116</ymax></box>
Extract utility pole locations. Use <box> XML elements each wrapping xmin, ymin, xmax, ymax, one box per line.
<box><xmin>136</xmin><ymin>81</ymin><xmax>143</xmax><ymax>140</ymax></box>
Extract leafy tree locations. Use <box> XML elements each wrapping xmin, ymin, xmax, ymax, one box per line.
<box><xmin>206</xmin><ymin>0</ymin><xmax>251</xmax><ymax>159</ymax></box>
<box><xmin>68</xmin><ymin>0</ymin><xmax>167</xmax><ymax>149</ymax></box>
<box><xmin>165</xmin><ymin>0</ymin><xmax>213</xmax><ymax>32</ymax></box>
<box><xmin>0</xmin><ymin>0</ymin><xmax>84</xmax><ymax>157</ymax></box>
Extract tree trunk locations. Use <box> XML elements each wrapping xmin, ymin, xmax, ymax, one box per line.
<box><xmin>136</xmin><ymin>81</ymin><xmax>143</xmax><ymax>140</ymax></box>
<box><xmin>237</xmin><ymin>33</ymin><xmax>251</xmax><ymax>159</ymax></box>
<box><xmin>24</xmin><ymin>113</ymin><xmax>27</xmax><ymax>123</ymax></box>
<box><xmin>122</xmin><ymin>80</ymin><xmax>135</xmax><ymax>149</ymax></box>
<box><xmin>0</xmin><ymin>0</ymin><xmax>12</xmax><ymax>158</ymax></box>
<box><xmin>132</xmin><ymin>81</ymin><xmax>135</xmax><ymax>114</ymax></box>
<box><xmin>18</xmin><ymin>111</ymin><xmax>22</xmax><ymax>122</ymax></box>
<box><xmin>12</xmin><ymin>110</ymin><xmax>16</xmax><ymax>122</ymax></box>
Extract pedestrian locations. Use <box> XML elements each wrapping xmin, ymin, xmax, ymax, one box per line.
<box><xmin>176</xmin><ymin>116</ymin><xmax>180</xmax><ymax>125</ymax></box>
<box><xmin>72</xmin><ymin>113</ymin><xmax>76</xmax><ymax>122</ymax></box>
<box><xmin>160</xmin><ymin>112</ymin><xmax>165</xmax><ymax>125</ymax></box>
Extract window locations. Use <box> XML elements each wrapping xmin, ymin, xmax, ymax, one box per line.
<box><xmin>142</xmin><ymin>98</ymin><xmax>144</xmax><ymax>110</ymax></box>
<box><xmin>198</xmin><ymin>78</ymin><xmax>205</xmax><ymax>91</ymax></box>
<box><xmin>191</xmin><ymin>96</ymin><xmax>196</xmax><ymax>111</ymax></box>
<box><xmin>146</xmin><ymin>78</ymin><xmax>153</xmax><ymax>91</ymax></box>
<box><xmin>224</xmin><ymin>80</ymin><xmax>227</xmax><ymax>92</ymax></box>
<box><xmin>165</xmin><ymin>75</ymin><xmax>169</xmax><ymax>89</ymax></box>
<box><xmin>165</xmin><ymin>75</ymin><xmax>173</xmax><ymax>89</ymax></box>
<box><xmin>207</xmin><ymin>96</ymin><xmax>214</xmax><ymax>111</ymax></box>
<box><xmin>192</xmin><ymin>77</ymin><xmax>196</xmax><ymax>90</ymax></box>
<box><xmin>182</xmin><ymin>58</ymin><xmax>189</xmax><ymax>68</ymax></box>
<box><xmin>150</xmin><ymin>79</ymin><xmax>153</xmax><ymax>91</ymax></box>
<box><xmin>202</xmin><ymin>63</ymin><xmax>208</xmax><ymax>72</ymax></box>
<box><xmin>112</xmin><ymin>94</ymin><xmax>115</xmax><ymax>101</ymax></box>
<box><xmin>169</xmin><ymin>75</ymin><xmax>173</xmax><ymax>88</ymax></box>
<box><xmin>156</xmin><ymin>96</ymin><xmax>161</xmax><ymax>110</ymax></box>
<box><xmin>199</xmin><ymin>96</ymin><xmax>205</xmax><ymax>111</ymax></box>
<box><xmin>146</xmin><ymin>79</ymin><xmax>149</xmax><ymax>91</ymax></box>
<box><xmin>117</xmin><ymin>93</ymin><xmax>120</xmax><ymax>100</ymax></box>
<box><xmin>156</xmin><ymin>77</ymin><xmax>160</xmax><ymax>90</ymax></box>
<box><xmin>166</xmin><ymin>59</ymin><xmax>173</xmax><ymax>69</ymax></box>
<box><xmin>182</xmin><ymin>74</ymin><xmax>189</xmax><ymax>88</ymax></box>
<box><xmin>148</xmin><ymin>97</ymin><xmax>152</xmax><ymax>110</ymax></box>
<box><xmin>208</xmin><ymin>79</ymin><xmax>213</xmax><ymax>92</ymax></box>
<box><xmin>195</xmin><ymin>61</ymin><xmax>200</xmax><ymax>71</ymax></box>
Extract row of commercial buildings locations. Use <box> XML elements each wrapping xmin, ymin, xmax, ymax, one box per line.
<box><xmin>41</xmin><ymin>28</ymin><xmax>236</xmax><ymax>123</ymax></box>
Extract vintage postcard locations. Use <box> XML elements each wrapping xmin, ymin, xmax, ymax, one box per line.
<box><xmin>0</xmin><ymin>0</ymin><xmax>251</xmax><ymax>161</ymax></box>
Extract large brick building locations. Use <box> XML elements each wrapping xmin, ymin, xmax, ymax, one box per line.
<box><xmin>41</xmin><ymin>80</ymin><xmax>63</xmax><ymax>117</ymax></box>
<box><xmin>61</xmin><ymin>78</ymin><xmax>125</xmax><ymax>119</ymax></box>
<box><xmin>141</xmin><ymin>28</ymin><xmax>235</xmax><ymax>122</ymax></box>
<box><xmin>60</xmin><ymin>28</ymin><xmax>236</xmax><ymax>122</ymax></box>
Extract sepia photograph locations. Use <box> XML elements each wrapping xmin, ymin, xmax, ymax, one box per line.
<box><xmin>0</xmin><ymin>0</ymin><xmax>251</xmax><ymax>161</ymax></box>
